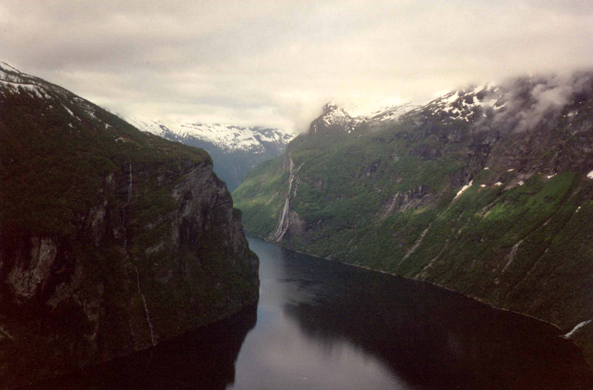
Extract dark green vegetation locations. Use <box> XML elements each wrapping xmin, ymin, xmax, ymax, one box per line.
<box><xmin>234</xmin><ymin>78</ymin><xmax>593</xmax><ymax>362</ymax></box>
<box><xmin>1</xmin><ymin>86</ymin><xmax>208</xmax><ymax>236</ymax></box>
<box><xmin>0</xmin><ymin>64</ymin><xmax>258</xmax><ymax>387</ymax></box>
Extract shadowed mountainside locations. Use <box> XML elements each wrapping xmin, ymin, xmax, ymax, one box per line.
<box><xmin>0</xmin><ymin>62</ymin><xmax>259</xmax><ymax>387</ymax></box>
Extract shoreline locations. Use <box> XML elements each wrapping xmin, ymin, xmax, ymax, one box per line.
<box><xmin>245</xmin><ymin>231</ymin><xmax>574</xmax><ymax>336</ymax></box>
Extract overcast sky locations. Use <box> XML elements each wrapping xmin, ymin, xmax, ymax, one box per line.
<box><xmin>2</xmin><ymin>0</ymin><xmax>593</xmax><ymax>132</ymax></box>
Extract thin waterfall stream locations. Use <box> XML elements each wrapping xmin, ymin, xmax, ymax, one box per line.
<box><xmin>122</xmin><ymin>163</ymin><xmax>157</xmax><ymax>346</ymax></box>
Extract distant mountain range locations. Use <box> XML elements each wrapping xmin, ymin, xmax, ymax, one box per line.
<box><xmin>127</xmin><ymin>118</ymin><xmax>295</xmax><ymax>191</ymax></box>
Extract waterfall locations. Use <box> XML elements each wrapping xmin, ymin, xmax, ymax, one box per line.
<box><xmin>270</xmin><ymin>156</ymin><xmax>294</xmax><ymax>242</ymax></box>
<box><xmin>564</xmin><ymin>320</ymin><xmax>592</xmax><ymax>339</ymax></box>
<box><xmin>123</xmin><ymin>163</ymin><xmax>133</xmax><ymax>251</ymax></box>
<box><xmin>121</xmin><ymin>163</ymin><xmax>156</xmax><ymax>346</ymax></box>
<box><xmin>270</xmin><ymin>157</ymin><xmax>305</xmax><ymax>242</ymax></box>
<box><xmin>0</xmin><ymin>325</ymin><xmax>14</xmax><ymax>340</ymax></box>
<box><xmin>127</xmin><ymin>162</ymin><xmax>133</xmax><ymax>202</ymax></box>
<box><xmin>133</xmin><ymin>264</ymin><xmax>157</xmax><ymax>346</ymax></box>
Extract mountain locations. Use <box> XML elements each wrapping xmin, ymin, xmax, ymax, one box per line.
<box><xmin>233</xmin><ymin>73</ymin><xmax>593</xmax><ymax>362</ymax></box>
<box><xmin>128</xmin><ymin>118</ymin><xmax>295</xmax><ymax>191</ymax></box>
<box><xmin>0</xmin><ymin>62</ymin><xmax>259</xmax><ymax>387</ymax></box>
<box><xmin>309</xmin><ymin>101</ymin><xmax>420</xmax><ymax>135</ymax></box>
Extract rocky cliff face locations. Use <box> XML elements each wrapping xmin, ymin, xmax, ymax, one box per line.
<box><xmin>0</xmin><ymin>62</ymin><xmax>258</xmax><ymax>387</ymax></box>
<box><xmin>233</xmin><ymin>72</ymin><xmax>593</xmax><ymax>361</ymax></box>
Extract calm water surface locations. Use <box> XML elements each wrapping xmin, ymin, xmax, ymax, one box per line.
<box><xmin>32</xmin><ymin>234</ymin><xmax>593</xmax><ymax>389</ymax></box>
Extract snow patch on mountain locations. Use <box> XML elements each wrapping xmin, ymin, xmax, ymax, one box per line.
<box><xmin>310</xmin><ymin>101</ymin><xmax>421</xmax><ymax>135</ymax></box>
<box><xmin>366</xmin><ymin>102</ymin><xmax>420</xmax><ymax>122</ymax></box>
<box><xmin>309</xmin><ymin>103</ymin><xmax>358</xmax><ymax>134</ymax></box>
<box><xmin>0</xmin><ymin>62</ymin><xmax>101</xmax><ymax>123</ymax></box>
<box><xmin>309</xmin><ymin>83</ymin><xmax>507</xmax><ymax>135</ymax></box>
<box><xmin>128</xmin><ymin>117</ymin><xmax>295</xmax><ymax>154</ymax></box>
<box><xmin>61</xmin><ymin>104</ymin><xmax>78</xmax><ymax>120</ymax></box>
<box><xmin>0</xmin><ymin>79</ymin><xmax>52</xmax><ymax>100</ymax></box>
<box><xmin>0</xmin><ymin>61</ymin><xmax>21</xmax><ymax>74</ymax></box>
<box><xmin>454</xmin><ymin>180</ymin><xmax>473</xmax><ymax>199</ymax></box>
<box><xmin>564</xmin><ymin>320</ymin><xmax>592</xmax><ymax>339</ymax></box>
<box><xmin>321</xmin><ymin>104</ymin><xmax>352</xmax><ymax>128</ymax></box>
<box><xmin>416</xmin><ymin>84</ymin><xmax>502</xmax><ymax>123</ymax></box>
<box><xmin>0</xmin><ymin>62</ymin><xmax>53</xmax><ymax>100</ymax></box>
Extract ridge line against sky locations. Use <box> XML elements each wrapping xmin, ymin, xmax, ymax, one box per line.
<box><xmin>2</xmin><ymin>0</ymin><xmax>593</xmax><ymax>133</ymax></box>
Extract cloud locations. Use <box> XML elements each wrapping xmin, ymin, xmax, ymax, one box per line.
<box><xmin>2</xmin><ymin>0</ymin><xmax>593</xmax><ymax>132</ymax></box>
<box><xmin>475</xmin><ymin>71</ymin><xmax>593</xmax><ymax>132</ymax></box>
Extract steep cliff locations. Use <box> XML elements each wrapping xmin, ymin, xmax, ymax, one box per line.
<box><xmin>0</xmin><ymin>62</ymin><xmax>258</xmax><ymax>386</ymax></box>
<box><xmin>234</xmin><ymin>73</ymin><xmax>593</xmax><ymax>361</ymax></box>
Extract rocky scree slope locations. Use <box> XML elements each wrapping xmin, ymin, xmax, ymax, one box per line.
<box><xmin>0</xmin><ymin>62</ymin><xmax>259</xmax><ymax>387</ymax></box>
<box><xmin>233</xmin><ymin>73</ymin><xmax>593</xmax><ymax>361</ymax></box>
<box><xmin>128</xmin><ymin>118</ymin><xmax>295</xmax><ymax>191</ymax></box>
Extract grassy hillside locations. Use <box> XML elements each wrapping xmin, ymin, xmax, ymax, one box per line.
<box><xmin>233</xmin><ymin>81</ymin><xmax>593</xmax><ymax>360</ymax></box>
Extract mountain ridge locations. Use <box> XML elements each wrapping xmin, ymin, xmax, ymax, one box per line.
<box><xmin>233</xmin><ymin>71</ymin><xmax>593</xmax><ymax>362</ymax></box>
<box><xmin>0</xmin><ymin>61</ymin><xmax>259</xmax><ymax>387</ymax></box>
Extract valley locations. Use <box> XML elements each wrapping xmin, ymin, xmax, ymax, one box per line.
<box><xmin>233</xmin><ymin>75</ymin><xmax>593</xmax><ymax>362</ymax></box>
<box><xmin>128</xmin><ymin>118</ymin><xmax>294</xmax><ymax>191</ymax></box>
<box><xmin>2</xmin><ymin>61</ymin><xmax>593</xmax><ymax>388</ymax></box>
<box><xmin>3</xmin><ymin>1</ymin><xmax>593</xmax><ymax>388</ymax></box>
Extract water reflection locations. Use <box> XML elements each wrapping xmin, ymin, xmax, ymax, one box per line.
<box><xmin>23</xmin><ymin>235</ymin><xmax>593</xmax><ymax>390</ymax></box>
<box><xmin>229</xmin><ymin>237</ymin><xmax>407</xmax><ymax>390</ymax></box>
<box><xmin>238</xmin><ymin>235</ymin><xmax>593</xmax><ymax>390</ymax></box>
<box><xmin>26</xmin><ymin>304</ymin><xmax>257</xmax><ymax>390</ymax></box>
<box><xmin>283</xmin><ymin>274</ymin><xmax>591</xmax><ymax>390</ymax></box>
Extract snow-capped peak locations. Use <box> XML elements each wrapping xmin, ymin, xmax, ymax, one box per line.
<box><xmin>127</xmin><ymin>117</ymin><xmax>295</xmax><ymax>154</ymax></box>
<box><xmin>309</xmin><ymin>100</ymin><xmax>423</xmax><ymax>135</ymax></box>
<box><xmin>364</xmin><ymin>101</ymin><xmax>420</xmax><ymax>122</ymax></box>
<box><xmin>322</xmin><ymin>102</ymin><xmax>350</xmax><ymax>115</ymax></box>
<box><xmin>310</xmin><ymin>103</ymin><xmax>359</xmax><ymax>134</ymax></box>
<box><xmin>0</xmin><ymin>62</ymin><xmax>54</xmax><ymax>100</ymax></box>
<box><xmin>0</xmin><ymin>61</ymin><xmax>28</xmax><ymax>83</ymax></box>
<box><xmin>0</xmin><ymin>61</ymin><xmax>21</xmax><ymax>74</ymax></box>
<box><xmin>0</xmin><ymin>61</ymin><xmax>79</xmax><ymax>104</ymax></box>
<box><xmin>321</xmin><ymin>103</ymin><xmax>353</xmax><ymax>125</ymax></box>
<box><xmin>416</xmin><ymin>83</ymin><xmax>503</xmax><ymax>123</ymax></box>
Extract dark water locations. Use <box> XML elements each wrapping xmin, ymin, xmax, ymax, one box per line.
<box><xmin>29</xmin><ymin>234</ymin><xmax>593</xmax><ymax>389</ymax></box>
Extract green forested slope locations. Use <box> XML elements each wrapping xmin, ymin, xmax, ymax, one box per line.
<box><xmin>234</xmin><ymin>77</ymin><xmax>593</xmax><ymax>360</ymax></box>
